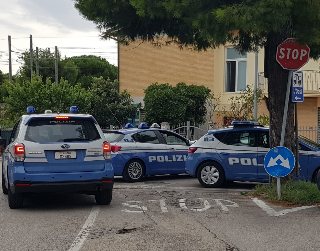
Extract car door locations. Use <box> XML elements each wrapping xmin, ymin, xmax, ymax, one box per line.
<box><xmin>156</xmin><ymin>130</ymin><xmax>189</xmax><ymax>174</ymax></box>
<box><xmin>131</xmin><ymin>130</ymin><xmax>168</xmax><ymax>174</ymax></box>
<box><xmin>215</xmin><ymin>130</ymin><xmax>258</xmax><ymax>180</ymax></box>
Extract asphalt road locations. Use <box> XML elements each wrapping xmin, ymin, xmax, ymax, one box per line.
<box><xmin>0</xmin><ymin>174</ymin><xmax>319</xmax><ymax>251</ymax></box>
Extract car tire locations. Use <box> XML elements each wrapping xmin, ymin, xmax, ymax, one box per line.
<box><xmin>317</xmin><ymin>170</ymin><xmax>320</xmax><ymax>191</ymax></box>
<box><xmin>2</xmin><ymin>167</ymin><xmax>8</xmax><ymax>195</ymax></box>
<box><xmin>197</xmin><ymin>161</ymin><xmax>225</xmax><ymax>188</ymax></box>
<box><xmin>95</xmin><ymin>189</ymin><xmax>112</xmax><ymax>205</ymax></box>
<box><xmin>123</xmin><ymin>159</ymin><xmax>145</xmax><ymax>182</ymax></box>
<box><xmin>8</xmin><ymin>188</ymin><xmax>24</xmax><ymax>209</ymax></box>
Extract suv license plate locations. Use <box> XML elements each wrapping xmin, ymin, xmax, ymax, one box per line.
<box><xmin>55</xmin><ymin>151</ymin><xmax>76</xmax><ymax>159</ymax></box>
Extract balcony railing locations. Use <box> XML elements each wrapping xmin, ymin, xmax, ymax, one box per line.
<box><xmin>258</xmin><ymin>70</ymin><xmax>320</xmax><ymax>94</ymax></box>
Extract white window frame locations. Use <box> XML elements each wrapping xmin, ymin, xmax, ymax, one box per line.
<box><xmin>225</xmin><ymin>47</ymin><xmax>248</xmax><ymax>93</ymax></box>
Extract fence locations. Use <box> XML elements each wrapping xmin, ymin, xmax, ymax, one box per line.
<box><xmin>298</xmin><ymin>126</ymin><xmax>318</xmax><ymax>143</ymax></box>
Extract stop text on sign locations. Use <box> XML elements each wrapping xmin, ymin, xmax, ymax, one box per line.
<box><xmin>278</xmin><ymin>48</ymin><xmax>308</xmax><ymax>61</ymax></box>
<box><xmin>276</xmin><ymin>38</ymin><xmax>310</xmax><ymax>70</ymax></box>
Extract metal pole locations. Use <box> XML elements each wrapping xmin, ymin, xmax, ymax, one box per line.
<box><xmin>254</xmin><ymin>51</ymin><xmax>258</xmax><ymax>121</ymax></box>
<box><xmin>280</xmin><ymin>70</ymin><xmax>293</xmax><ymax>146</ymax></box>
<box><xmin>30</xmin><ymin>35</ymin><xmax>33</xmax><ymax>81</ymax></box>
<box><xmin>277</xmin><ymin>70</ymin><xmax>293</xmax><ymax>199</ymax></box>
<box><xmin>186</xmin><ymin>121</ymin><xmax>190</xmax><ymax>140</ymax></box>
<box><xmin>36</xmin><ymin>47</ymin><xmax>39</xmax><ymax>76</ymax></box>
<box><xmin>8</xmin><ymin>35</ymin><xmax>12</xmax><ymax>82</ymax></box>
<box><xmin>295</xmin><ymin>102</ymin><xmax>299</xmax><ymax>177</ymax></box>
<box><xmin>55</xmin><ymin>46</ymin><xmax>58</xmax><ymax>84</ymax></box>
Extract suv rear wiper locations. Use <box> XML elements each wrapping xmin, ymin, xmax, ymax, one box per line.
<box><xmin>63</xmin><ymin>138</ymin><xmax>91</xmax><ymax>142</ymax></box>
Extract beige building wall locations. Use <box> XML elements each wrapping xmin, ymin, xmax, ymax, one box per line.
<box><xmin>119</xmin><ymin>40</ymin><xmax>215</xmax><ymax>98</ymax></box>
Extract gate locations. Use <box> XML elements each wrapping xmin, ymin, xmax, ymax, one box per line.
<box><xmin>172</xmin><ymin>121</ymin><xmax>208</xmax><ymax>141</ymax></box>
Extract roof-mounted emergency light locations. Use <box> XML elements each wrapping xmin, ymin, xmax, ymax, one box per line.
<box><xmin>70</xmin><ymin>106</ymin><xmax>79</xmax><ymax>113</ymax></box>
<box><xmin>124</xmin><ymin>123</ymin><xmax>134</xmax><ymax>129</ymax></box>
<box><xmin>138</xmin><ymin>123</ymin><xmax>149</xmax><ymax>129</ymax></box>
<box><xmin>231</xmin><ymin>121</ymin><xmax>261</xmax><ymax>127</ymax></box>
<box><xmin>150</xmin><ymin>123</ymin><xmax>160</xmax><ymax>128</ymax></box>
<box><xmin>26</xmin><ymin>106</ymin><xmax>36</xmax><ymax>114</ymax></box>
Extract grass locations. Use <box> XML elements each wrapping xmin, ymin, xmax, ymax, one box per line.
<box><xmin>252</xmin><ymin>180</ymin><xmax>320</xmax><ymax>206</ymax></box>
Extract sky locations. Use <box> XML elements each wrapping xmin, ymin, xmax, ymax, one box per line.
<box><xmin>0</xmin><ymin>0</ymin><xmax>118</xmax><ymax>75</ymax></box>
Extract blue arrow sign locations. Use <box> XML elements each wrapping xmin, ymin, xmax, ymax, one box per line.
<box><xmin>292</xmin><ymin>71</ymin><xmax>304</xmax><ymax>102</ymax></box>
<box><xmin>264</xmin><ymin>147</ymin><xmax>295</xmax><ymax>177</ymax></box>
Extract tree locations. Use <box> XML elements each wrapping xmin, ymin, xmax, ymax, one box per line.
<box><xmin>19</xmin><ymin>49</ymin><xmax>118</xmax><ymax>88</ymax></box>
<box><xmin>144</xmin><ymin>83</ymin><xmax>211</xmax><ymax>126</ymax></box>
<box><xmin>223</xmin><ymin>85</ymin><xmax>269</xmax><ymax>125</ymax></box>
<box><xmin>88</xmin><ymin>77</ymin><xmax>137</xmax><ymax>128</ymax></box>
<box><xmin>4</xmin><ymin>75</ymin><xmax>90</xmax><ymax>121</ymax></box>
<box><xmin>19</xmin><ymin>48</ymin><xmax>57</xmax><ymax>82</ymax></box>
<box><xmin>75</xmin><ymin>0</ymin><xmax>320</xmax><ymax>167</ymax></box>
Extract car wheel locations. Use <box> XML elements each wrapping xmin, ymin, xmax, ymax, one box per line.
<box><xmin>317</xmin><ymin>170</ymin><xmax>320</xmax><ymax>191</ymax></box>
<box><xmin>8</xmin><ymin>188</ymin><xmax>24</xmax><ymax>209</ymax></box>
<box><xmin>197</xmin><ymin>161</ymin><xmax>225</xmax><ymax>188</ymax></box>
<box><xmin>2</xmin><ymin>169</ymin><xmax>8</xmax><ymax>195</ymax></box>
<box><xmin>95</xmin><ymin>189</ymin><xmax>112</xmax><ymax>205</ymax></box>
<box><xmin>123</xmin><ymin>159</ymin><xmax>145</xmax><ymax>182</ymax></box>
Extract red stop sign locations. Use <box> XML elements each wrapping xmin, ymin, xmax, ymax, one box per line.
<box><xmin>276</xmin><ymin>38</ymin><xmax>310</xmax><ymax>70</ymax></box>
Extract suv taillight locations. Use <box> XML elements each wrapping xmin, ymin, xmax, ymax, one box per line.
<box><xmin>188</xmin><ymin>147</ymin><xmax>198</xmax><ymax>153</ymax></box>
<box><xmin>111</xmin><ymin>145</ymin><xmax>122</xmax><ymax>153</ymax></box>
<box><xmin>14</xmin><ymin>144</ymin><xmax>25</xmax><ymax>161</ymax></box>
<box><xmin>103</xmin><ymin>142</ymin><xmax>111</xmax><ymax>159</ymax></box>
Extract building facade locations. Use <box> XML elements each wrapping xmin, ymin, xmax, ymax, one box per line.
<box><xmin>119</xmin><ymin>38</ymin><xmax>320</xmax><ymax>141</ymax></box>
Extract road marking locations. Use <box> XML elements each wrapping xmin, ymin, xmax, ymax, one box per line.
<box><xmin>252</xmin><ymin>198</ymin><xmax>316</xmax><ymax>216</ymax></box>
<box><xmin>68</xmin><ymin>206</ymin><xmax>100</xmax><ymax>251</ymax></box>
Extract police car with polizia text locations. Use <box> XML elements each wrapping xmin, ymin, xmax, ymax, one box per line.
<box><xmin>103</xmin><ymin>123</ymin><xmax>192</xmax><ymax>182</ymax></box>
<box><xmin>185</xmin><ymin>121</ymin><xmax>320</xmax><ymax>188</ymax></box>
<box><xmin>2</xmin><ymin>106</ymin><xmax>114</xmax><ymax>209</ymax></box>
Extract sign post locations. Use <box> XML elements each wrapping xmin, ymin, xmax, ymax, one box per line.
<box><xmin>273</xmin><ymin>38</ymin><xmax>310</xmax><ymax>198</ymax></box>
<box><xmin>264</xmin><ymin>147</ymin><xmax>295</xmax><ymax>199</ymax></box>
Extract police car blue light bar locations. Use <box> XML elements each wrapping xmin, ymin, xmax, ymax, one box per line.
<box><xmin>26</xmin><ymin>106</ymin><xmax>36</xmax><ymax>114</ymax></box>
<box><xmin>69</xmin><ymin>106</ymin><xmax>79</xmax><ymax>113</ymax></box>
<box><xmin>138</xmin><ymin>123</ymin><xmax>149</xmax><ymax>129</ymax></box>
<box><xmin>124</xmin><ymin>123</ymin><xmax>134</xmax><ymax>128</ymax></box>
<box><xmin>231</xmin><ymin>121</ymin><xmax>261</xmax><ymax>126</ymax></box>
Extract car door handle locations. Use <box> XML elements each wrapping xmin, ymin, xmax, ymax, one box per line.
<box><xmin>221</xmin><ymin>152</ymin><xmax>230</xmax><ymax>155</ymax></box>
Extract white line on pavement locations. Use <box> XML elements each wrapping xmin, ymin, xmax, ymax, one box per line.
<box><xmin>68</xmin><ymin>206</ymin><xmax>100</xmax><ymax>251</ymax></box>
<box><xmin>252</xmin><ymin>198</ymin><xmax>316</xmax><ymax>216</ymax></box>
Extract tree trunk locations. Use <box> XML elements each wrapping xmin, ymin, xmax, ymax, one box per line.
<box><xmin>265</xmin><ymin>28</ymin><xmax>295</xmax><ymax>183</ymax></box>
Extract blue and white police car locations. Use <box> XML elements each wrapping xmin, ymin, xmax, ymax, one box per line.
<box><xmin>186</xmin><ymin>121</ymin><xmax>320</xmax><ymax>188</ymax></box>
<box><xmin>103</xmin><ymin>123</ymin><xmax>192</xmax><ymax>182</ymax></box>
<box><xmin>2</xmin><ymin>106</ymin><xmax>114</xmax><ymax>209</ymax></box>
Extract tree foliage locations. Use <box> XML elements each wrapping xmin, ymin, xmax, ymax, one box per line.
<box><xmin>4</xmin><ymin>76</ymin><xmax>90</xmax><ymax>119</ymax></box>
<box><xmin>74</xmin><ymin>0</ymin><xmax>320</xmax><ymax>58</ymax></box>
<box><xmin>88</xmin><ymin>77</ymin><xmax>137</xmax><ymax>128</ymax></box>
<box><xmin>2</xmin><ymin>76</ymin><xmax>136</xmax><ymax>129</ymax></box>
<box><xmin>19</xmin><ymin>49</ymin><xmax>118</xmax><ymax>88</ymax></box>
<box><xmin>144</xmin><ymin>83</ymin><xmax>211</xmax><ymax>126</ymax></box>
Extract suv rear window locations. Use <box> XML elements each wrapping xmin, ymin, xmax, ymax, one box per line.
<box><xmin>25</xmin><ymin>119</ymin><xmax>101</xmax><ymax>143</ymax></box>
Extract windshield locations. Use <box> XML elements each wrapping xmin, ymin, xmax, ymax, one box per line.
<box><xmin>103</xmin><ymin>132</ymin><xmax>124</xmax><ymax>143</ymax></box>
<box><xmin>298</xmin><ymin>135</ymin><xmax>320</xmax><ymax>149</ymax></box>
<box><xmin>25</xmin><ymin>119</ymin><xmax>101</xmax><ymax>143</ymax></box>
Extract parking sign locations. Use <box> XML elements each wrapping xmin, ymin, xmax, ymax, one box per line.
<box><xmin>291</xmin><ymin>71</ymin><xmax>304</xmax><ymax>102</ymax></box>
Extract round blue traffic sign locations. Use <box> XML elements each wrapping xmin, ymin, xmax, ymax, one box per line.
<box><xmin>264</xmin><ymin>146</ymin><xmax>295</xmax><ymax>178</ymax></box>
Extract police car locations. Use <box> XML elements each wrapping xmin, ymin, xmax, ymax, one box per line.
<box><xmin>1</xmin><ymin>106</ymin><xmax>114</xmax><ymax>209</ymax></box>
<box><xmin>186</xmin><ymin>121</ymin><xmax>320</xmax><ymax>188</ymax></box>
<box><xmin>103</xmin><ymin>123</ymin><xmax>192</xmax><ymax>182</ymax></box>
